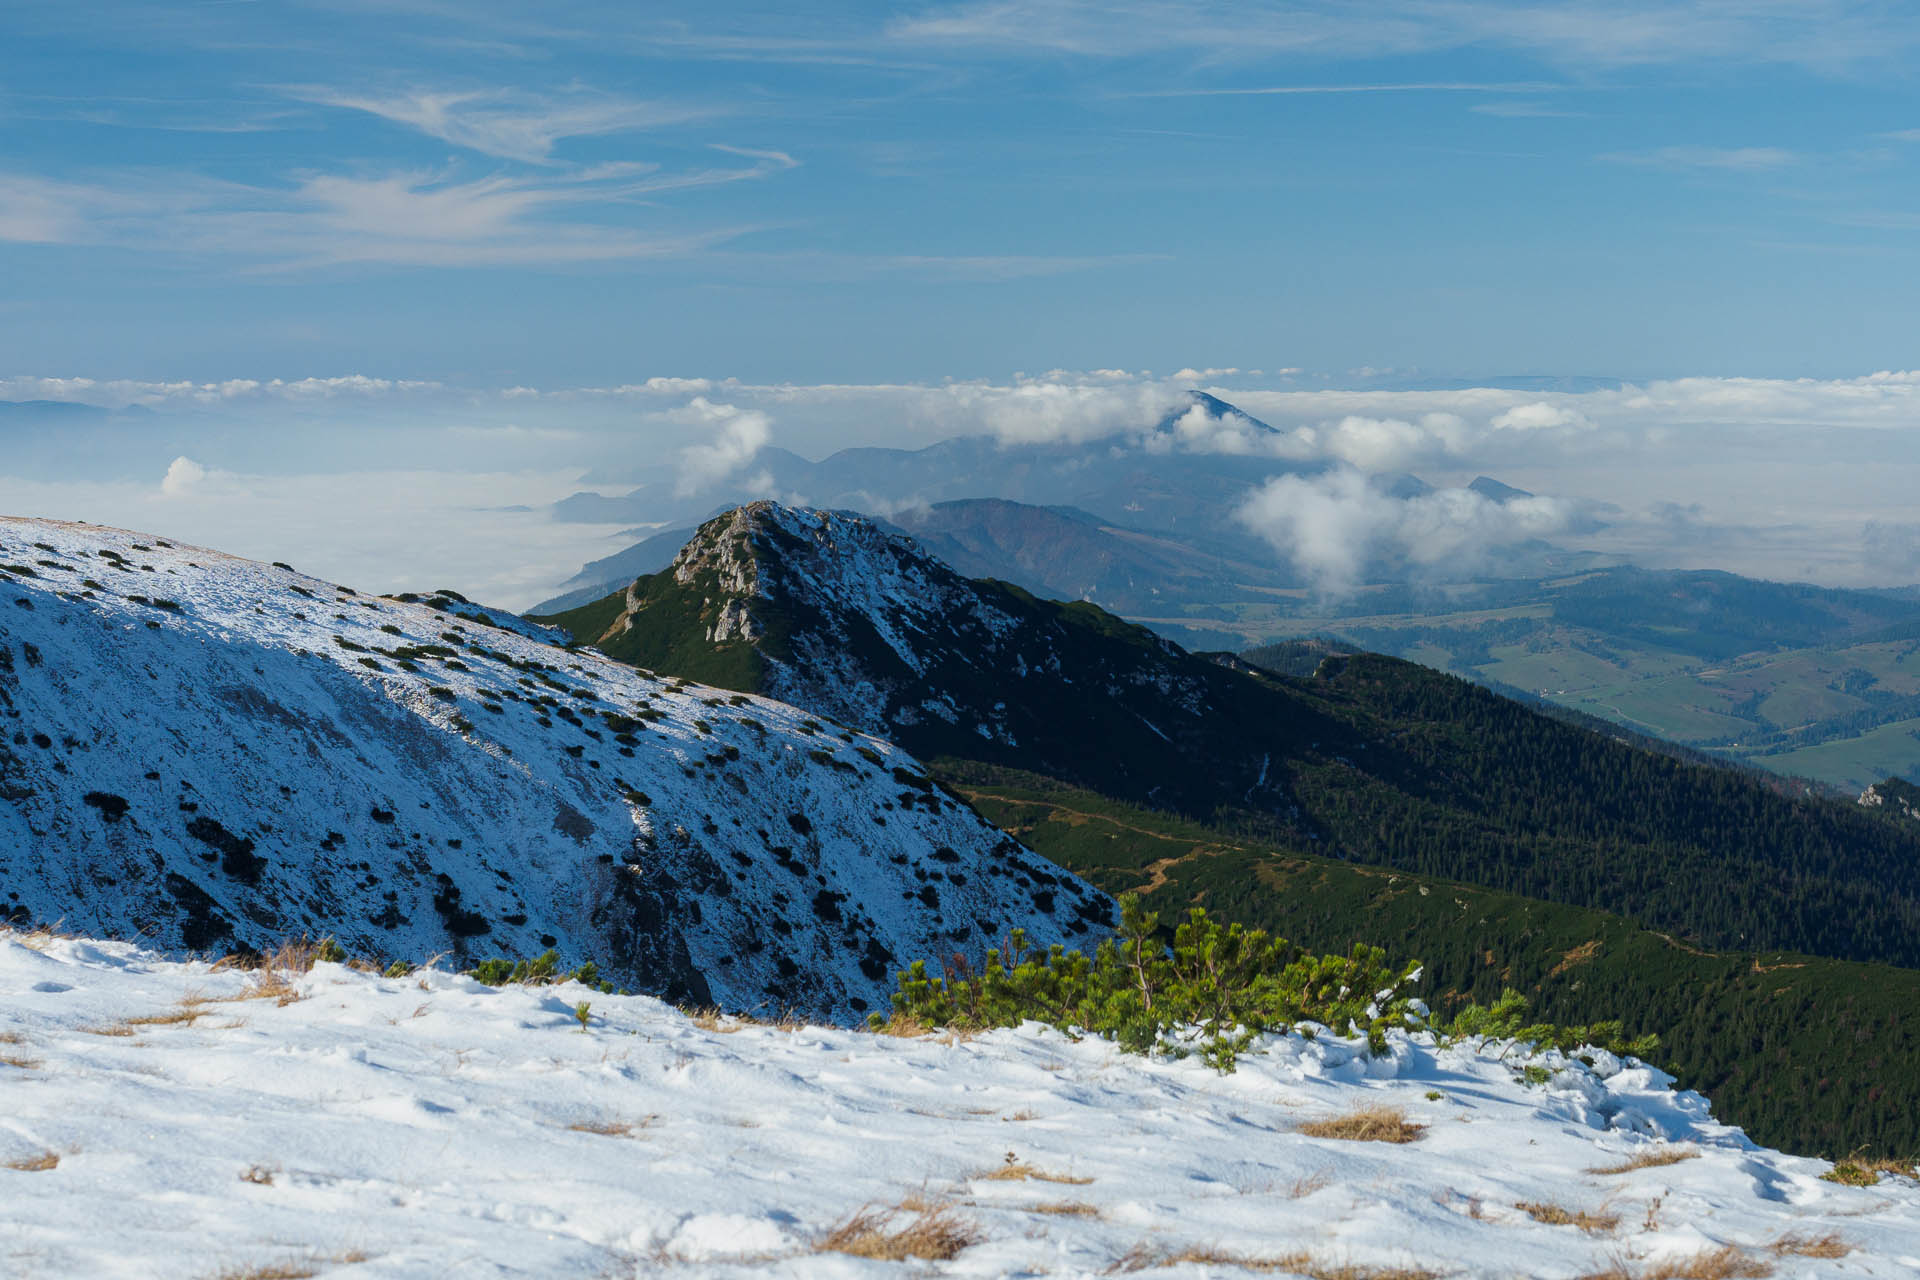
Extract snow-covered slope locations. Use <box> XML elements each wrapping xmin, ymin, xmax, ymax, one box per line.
<box><xmin>7</xmin><ymin>931</ymin><xmax>1918</xmax><ymax>1279</ymax></box>
<box><xmin>0</xmin><ymin>518</ymin><xmax>1110</xmax><ymax>1018</ymax></box>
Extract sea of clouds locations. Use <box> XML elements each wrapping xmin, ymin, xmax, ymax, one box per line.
<box><xmin>5</xmin><ymin>367</ymin><xmax>1919</xmax><ymax>607</ymax></box>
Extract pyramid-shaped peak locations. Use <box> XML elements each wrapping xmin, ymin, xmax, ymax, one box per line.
<box><xmin>667</xmin><ymin>501</ymin><xmax>933</xmax><ymax>592</ymax></box>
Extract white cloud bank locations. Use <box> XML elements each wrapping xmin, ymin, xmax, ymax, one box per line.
<box><xmin>15</xmin><ymin>366</ymin><xmax>1920</xmax><ymax>596</ymax></box>
<box><xmin>1237</xmin><ymin>469</ymin><xmax>1574</xmax><ymax>595</ymax></box>
<box><xmin>0</xmin><ymin>465</ymin><xmax>635</xmax><ymax>612</ymax></box>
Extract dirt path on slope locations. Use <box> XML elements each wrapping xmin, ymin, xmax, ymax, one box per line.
<box><xmin>949</xmin><ymin>788</ymin><xmax>1248</xmax><ymax>894</ymax></box>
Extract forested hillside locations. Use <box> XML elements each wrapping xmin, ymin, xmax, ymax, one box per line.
<box><xmin>943</xmin><ymin>763</ymin><xmax>1920</xmax><ymax>1159</ymax></box>
<box><xmin>546</xmin><ymin>504</ymin><xmax>1920</xmax><ymax>974</ymax></box>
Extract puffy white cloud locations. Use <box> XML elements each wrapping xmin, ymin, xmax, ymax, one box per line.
<box><xmin>1236</xmin><ymin>467</ymin><xmax>1573</xmax><ymax>595</ymax></box>
<box><xmin>160</xmin><ymin>457</ymin><xmax>206</xmax><ymax>498</ymax></box>
<box><xmin>940</xmin><ymin>378</ymin><xmax>1193</xmax><ymax>447</ymax></box>
<box><xmin>1317</xmin><ymin>414</ymin><xmax>1456</xmax><ymax>470</ymax></box>
<box><xmin>1148</xmin><ymin>401</ymin><xmax>1281</xmax><ymax>456</ymax></box>
<box><xmin>672</xmin><ymin>398</ymin><xmax>774</xmax><ymax>496</ymax></box>
<box><xmin>1490</xmin><ymin>401</ymin><xmax>1588</xmax><ymax>432</ymax></box>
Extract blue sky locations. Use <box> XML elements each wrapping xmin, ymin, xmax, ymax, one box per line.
<box><xmin>6</xmin><ymin>0</ymin><xmax>1920</xmax><ymax>385</ymax></box>
<box><xmin>5</xmin><ymin>3</ymin><xmax>1920</xmax><ymax>604</ymax></box>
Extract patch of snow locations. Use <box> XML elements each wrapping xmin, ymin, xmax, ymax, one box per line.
<box><xmin>4</xmin><ymin>933</ymin><xmax>1918</xmax><ymax>1278</ymax></box>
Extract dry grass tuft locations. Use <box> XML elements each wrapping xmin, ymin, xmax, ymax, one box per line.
<box><xmin>1821</xmin><ymin>1154</ymin><xmax>1915</xmax><ymax>1186</ymax></box>
<box><xmin>78</xmin><ymin>1022</ymin><xmax>136</xmax><ymax>1038</ymax></box>
<box><xmin>680</xmin><ymin>1004</ymin><xmax>813</xmax><ymax>1034</ymax></box>
<box><xmin>979</xmin><ymin>1157</ymin><xmax>1094</xmax><ymax>1185</ymax></box>
<box><xmin>1029</xmin><ymin>1201</ymin><xmax>1101</xmax><ymax>1217</ymax></box>
<box><xmin>1767</xmin><ymin>1233</ymin><xmax>1849</xmax><ymax>1259</ymax></box>
<box><xmin>815</xmin><ymin>1203</ymin><xmax>983</xmax><ymax>1262</ymax></box>
<box><xmin>1517</xmin><ymin>1201</ymin><xmax>1620</xmax><ymax>1234</ymax></box>
<box><xmin>1108</xmin><ymin>1243</ymin><xmax>1440</xmax><ymax>1278</ymax></box>
<box><xmin>3</xmin><ymin>924</ymin><xmax>70</xmax><ymax>952</ymax></box>
<box><xmin>681</xmin><ymin>1006</ymin><xmax>739</xmax><ymax>1033</ymax></box>
<box><xmin>865</xmin><ymin>1011</ymin><xmax>938</xmax><ymax>1038</ymax></box>
<box><xmin>1588</xmin><ymin>1147</ymin><xmax>1698</xmax><ymax>1175</ymax></box>
<box><xmin>1289</xmin><ymin>1169</ymin><xmax>1334</xmax><ymax>1199</ymax></box>
<box><xmin>1577</xmin><ymin>1246</ymin><xmax>1772</xmax><ymax>1280</ymax></box>
<box><xmin>218</xmin><ymin>938</ymin><xmax>335</xmax><ymax>975</ymax></box>
<box><xmin>200</xmin><ymin>1253</ymin><xmax>372</xmax><ymax>1280</ymax></box>
<box><xmin>0</xmin><ymin>1052</ymin><xmax>42</xmax><ymax>1070</ymax></box>
<box><xmin>124</xmin><ymin>1002</ymin><xmax>214</xmax><ymax>1028</ymax></box>
<box><xmin>1298</xmin><ymin>1105</ymin><xmax>1427</xmax><ymax>1144</ymax></box>
<box><xmin>567</xmin><ymin>1117</ymin><xmax>650</xmax><ymax>1137</ymax></box>
<box><xmin>1290</xmin><ymin>1265</ymin><xmax>1442</xmax><ymax>1280</ymax></box>
<box><xmin>242</xmin><ymin>971</ymin><xmax>307</xmax><ymax>1007</ymax></box>
<box><xmin>1108</xmin><ymin>1243</ymin><xmax>1292</xmax><ymax>1274</ymax></box>
<box><xmin>4</xmin><ymin>1150</ymin><xmax>60</xmax><ymax>1172</ymax></box>
<box><xmin>210</xmin><ymin>945</ymin><xmax>324</xmax><ymax>1005</ymax></box>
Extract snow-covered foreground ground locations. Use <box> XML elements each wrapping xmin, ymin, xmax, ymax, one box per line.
<box><xmin>4</xmin><ymin>933</ymin><xmax>1916</xmax><ymax>1279</ymax></box>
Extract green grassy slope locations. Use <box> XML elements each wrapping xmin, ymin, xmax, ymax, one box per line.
<box><xmin>939</xmin><ymin>762</ymin><xmax>1920</xmax><ymax>1160</ymax></box>
<box><xmin>535</xmin><ymin>574</ymin><xmax>774</xmax><ymax>694</ymax></box>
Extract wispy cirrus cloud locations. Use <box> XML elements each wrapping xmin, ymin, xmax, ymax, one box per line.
<box><xmin>1471</xmin><ymin>99</ymin><xmax>1587</xmax><ymax>118</ymax></box>
<box><xmin>0</xmin><ymin>146</ymin><xmax>794</xmax><ymax>267</ymax></box>
<box><xmin>1603</xmin><ymin>145</ymin><xmax>1797</xmax><ymax>171</ymax></box>
<box><xmin>1119</xmin><ymin>81</ymin><xmax>1563</xmax><ymax>98</ymax></box>
<box><xmin>284</xmin><ymin>86</ymin><xmax>719</xmax><ymax>163</ymax></box>
<box><xmin>885</xmin><ymin>0</ymin><xmax>1920</xmax><ymax>71</ymax></box>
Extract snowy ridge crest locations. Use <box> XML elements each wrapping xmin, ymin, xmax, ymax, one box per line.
<box><xmin>632</xmin><ymin>501</ymin><xmax>1207</xmax><ymax>760</ymax></box>
<box><xmin>0</xmin><ymin>517</ymin><xmax>1111</xmax><ymax>1018</ymax></box>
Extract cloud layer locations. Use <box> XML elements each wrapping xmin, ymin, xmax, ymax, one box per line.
<box><xmin>1236</xmin><ymin>468</ymin><xmax>1574</xmax><ymax>595</ymax></box>
<box><xmin>14</xmin><ymin>365</ymin><xmax>1920</xmax><ymax>599</ymax></box>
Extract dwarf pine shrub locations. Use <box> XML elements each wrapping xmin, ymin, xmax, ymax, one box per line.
<box><xmin>877</xmin><ymin>894</ymin><xmax>1424</xmax><ymax>1069</ymax></box>
<box><xmin>1445</xmin><ymin>986</ymin><xmax>1660</xmax><ymax>1060</ymax></box>
<box><xmin>465</xmin><ymin>949</ymin><xmax>613</xmax><ymax>993</ymax></box>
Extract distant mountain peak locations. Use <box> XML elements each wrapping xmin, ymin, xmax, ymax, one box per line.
<box><xmin>1468</xmin><ymin>475</ymin><xmax>1536</xmax><ymax>503</ymax></box>
<box><xmin>1159</xmin><ymin>390</ymin><xmax>1282</xmax><ymax>437</ymax></box>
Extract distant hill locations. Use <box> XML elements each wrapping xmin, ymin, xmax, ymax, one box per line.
<box><xmin>534</xmin><ymin>523</ymin><xmax>698</xmax><ymax>614</ymax></box>
<box><xmin>1255</xmin><ymin>567</ymin><xmax>1920</xmax><ymax>791</ymax></box>
<box><xmin>0</xmin><ymin>399</ymin><xmax>111</xmax><ymax>422</ymax></box>
<box><xmin>879</xmin><ymin>498</ymin><xmax>1295</xmax><ymax>612</ymax></box>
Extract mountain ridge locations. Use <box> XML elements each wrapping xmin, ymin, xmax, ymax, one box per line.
<box><xmin>0</xmin><ymin>516</ymin><xmax>1109</xmax><ymax>1018</ymax></box>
